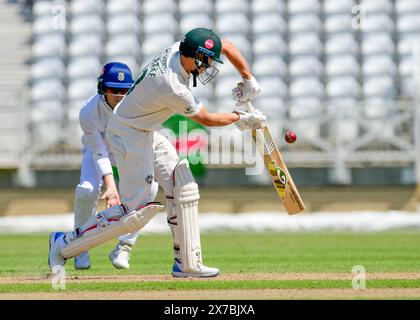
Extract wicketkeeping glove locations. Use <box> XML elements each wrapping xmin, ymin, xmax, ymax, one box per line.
<box><xmin>233</xmin><ymin>109</ymin><xmax>267</xmax><ymax>131</ymax></box>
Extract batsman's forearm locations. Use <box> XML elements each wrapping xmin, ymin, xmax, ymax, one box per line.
<box><xmin>221</xmin><ymin>40</ymin><xmax>252</xmax><ymax>80</ymax></box>
<box><xmin>194</xmin><ymin>112</ymin><xmax>240</xmax><ymax>127</ymax></box>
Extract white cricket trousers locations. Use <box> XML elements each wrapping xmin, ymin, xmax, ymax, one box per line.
<box><xmin>105</xmin><ymin>120</ymin><xmax>180</xmax><ymax>213</ymax></box>
<box><xmin>74</xmin><ymin>147</ymin><xmax>150</xmax><ymax>245</ymax></box>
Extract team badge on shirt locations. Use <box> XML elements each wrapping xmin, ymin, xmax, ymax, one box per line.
<box><xmin>118</xmin><ymin>72</ymin><xmax>125</xmax><ymax>81</ymax></box>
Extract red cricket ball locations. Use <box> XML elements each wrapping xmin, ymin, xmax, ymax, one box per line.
<box><xmin>285</xmin><ymin>131</ymin><xmax>297</xmax><ymax>144</ymax></box>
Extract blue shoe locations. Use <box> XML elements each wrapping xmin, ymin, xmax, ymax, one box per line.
<box><xmin>172</xmin><ymin>259</ymin><xmax>219</xmax><ymax>278</ymax></box>
<box><xmin>74</xmin><ymin>251</ymin><xmax>91</xmax><ymax>270</ymax></box>
<box><xmin>48</xmin><ymin>232</ymin><xmax>67</xmax><ymax>271</ymax></box>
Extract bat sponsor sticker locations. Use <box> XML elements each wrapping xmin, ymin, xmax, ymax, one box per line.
<box><xmin>268</xmin><ymin>160</ymin><xmax>287</xmax><ymax>200</ymax></box>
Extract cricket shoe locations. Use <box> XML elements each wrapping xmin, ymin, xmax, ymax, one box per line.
<box><xmin>172</xmin><ymin>259</ymin><xmax>220</xmax><ymax>278</ymax></box>
<box><xmin>48</xmin><ymin>232</ymin><xmax>67</xmax><ymax>271</ymax></box>
<box><xmin>109</xmin><ymin>242</ymin><xmax>132</xmax><ymax>269</ymax></box>
<box><xmin>74</xmin><ymin>251</ymin><xmax>90</xmax><ymax>270</ymax></box>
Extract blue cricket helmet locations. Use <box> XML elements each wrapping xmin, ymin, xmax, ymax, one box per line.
<box><xmin>98</xmin><ymin>62</ymin><xmax>134</xmax><ymax>91</ymax></box>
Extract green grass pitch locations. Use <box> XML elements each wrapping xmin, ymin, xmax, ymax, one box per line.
<box><xmin>0</xmin><ymin>232</ymin><xmax>420</xmax><ymax>296</ymax></box>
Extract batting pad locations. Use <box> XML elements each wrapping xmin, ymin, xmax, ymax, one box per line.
<box><xmin>61</xmin><ymin>202</ymin><xmax>163</xmax><ymax>258</ymax></box>
<box><xmin>173</xmin><ymin>160</ymin><xmax>202</xmax><ymax>271</ymax></box>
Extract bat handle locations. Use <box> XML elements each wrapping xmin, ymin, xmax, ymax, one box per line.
<box><xmin>244</xmin><ymin>100</ymin><xmax>256</xmax><ymax>115</ymax></box>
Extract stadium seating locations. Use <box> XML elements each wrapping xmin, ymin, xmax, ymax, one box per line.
<box><xmin>26</xmin><ymin>0</ymin><xmax>419</xmax><ymax>151</ymax></box>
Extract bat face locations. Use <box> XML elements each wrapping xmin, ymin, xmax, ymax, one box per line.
<box><xmin>252</xmin><ymin>126</ymin><xmax>306</xmax><ymax>215</ymax></box>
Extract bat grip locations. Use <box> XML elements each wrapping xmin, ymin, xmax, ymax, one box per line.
<box><xmin>245</xmin><ymin>100</ymin><xmax>256</xmax><ymax>115</ymax></box>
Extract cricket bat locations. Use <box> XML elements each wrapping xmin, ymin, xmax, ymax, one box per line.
<box><xmin>245</xmin><ymin>101</ymin><xmax>306</xmax><ymax>215</ymax></box>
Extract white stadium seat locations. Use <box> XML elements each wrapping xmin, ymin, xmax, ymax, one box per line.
<box><xmin>69</xmin><ymin>34</ymin><xmax>102</xmax><ymax>57</ymax></box>
<box><xmin>398</xmin><ymin>36</ymin><xmax>420</xmax><ymax>57</ymax></box>
<box><xmin>252</xmin><ymin>13</ymin><xmax>287</xmax><ymax>35</ymax></box>
<box><xmin>70</xmin><ymin>0</ymin><xmax>102</xmax><ymax>16</ymax></box>
<box><xmin>105</xmin><ymin>35</ymin><xmax>139</xmax><ymax>57</ymax></box>
<box><xmin>324</xmin><ymin>14</ymin><xmax>354</xmax><ymax>34</ymax></box>
<box><xmin>32</xmin><ymin>34</ymin><xmax>66</xmax><ymax>59</ymax></box>
<box><xmin>396</xmin><ymin>0</ymin><xmax>420</xmax><ymax>15</ymax></box>
<box><xmin>363</xmin><ymin>56</ymin><xmax>396</xmax><ymax>77</ymax></box>
<box><xmin>31</xmin><ymin>58</ymin><xmax>65</xmax><ymax>80</ymax></box>
<box><xmin>253</xmin><ymin>34</ymin><xmax>287</xmax><ymax>57</ymax></box>
<box><xmin>324</xmin><ymin>0</ymin><xmax>355</xmax><ymax>15</ymax></box>
<box><xmin>363</xmin><ymin>98</ymin><xmax>395</xmax><ymax>118</ymax></box>
<box><xmin>33</xmin><ymin>16</ymin><xmax>63</xmax><ymax>35</ymax></box>
<box><xmin>253</xmin><ymin>56</ymin><xmax>287</xmax><ymax>78</ymax></box>
<box><xmin>68</xmin><ymin>79</ymin><xmax>98</xmax><ymax>101</ymax></box>
<box><xmin>289</xmin><ymin>57</ymin><xmax>323</xmax><ymax>79</ymax></box>
<box><xmin>107</xmin><ymin>0</ymin><xmax>139</xmax><ymax>15</ymax></box>
<box><xmin>107</xmin><ymin>14</ymin><xmax>140</xmax><ymax>35</ymax></box>
<box><xmin>258</xmin><ymin>77</ymin><xmax>288</xmax><ymax>98</ymax></box>
<box><xmin>141</xmin><ymin>35</ymin><xmax>175</xmax><ymax>62</ymax></box>
<box><xmin>289</xmin><ymin>14</ymin><xmax>322</xmax><ymax>34</ymax></box>
<box><xmin>363</xmin><ymin>76</ymin><xmax>396</xmax><ymax>98</ymax></box>
<box><xmin>399</xmin><ymin>57</ymin><xmax>413</xmax><ymax>78</ymax></box>
<box><xmin>289</xmin><ymin>78</ymin><xmax>324</xmax><ymax>99</ymax></box>
<box><xmin>179</xmin><ymin>0</ymin><xmax>212</xmax><ymax>15</ymax></box>
<box><xmin>143</xmin><ymin>13</ymin><xmax>177</xmax><ymax>35</ymax></box>
<box><xmin>361</xmin><ymin>33</ymin><xmax>395</xmax><ymax>56</ymax></box>
<box><xmin>70</xmin><ymin>15</ymin><xmax>104</xmax><ymax>35</ymax></box>
<box><xmin>180</xmin><ymin>14</ymin><xmax>214</xmax><ymax>35</ymax></box>
<box><xmin>400</xmin><ymin>76</ymin><xmax>414</xmax><ymax>97</ymax></box>
<box><xmin>30</xmin><ymin>79</ymin><xmax>65</xmax><ymax>102</ymax></box>
<box><xmin>325</xmin><ymin>56</ymin><xmax>360</xmax><ymax>77</ymax></box>
<box><xmin>33</xmin><ymin>1</ymin><xmax>55</xmax><ymax>17</ymax></box>
<box><xmin>216</xmin><ymin>13</ymin><xmax>250</xmax><ymax>35</ymax></box>
<box><xmin>30</xmin><ymin>99</ymin><xmax>64</xmax><ymax>122</ymax></box>
<box><xmin>326</xmin><ymin>77</ymin><xmax>361</xmax><ymax>98</ymax></box>
<box><xmin>67</xmin><ymin>57</ymin><xmax>101</xmax><ymax>79</ymax></box>
<box><xmin>253</xmin><ymin>96</ymin><xmax>286</xmax><ymax>118</ymax></box>
<box><xmin>325</xmin><ymin>34</ymin><xmax>358</xmax><ymax>56</ymax></box>
<box><xmin>289</xmin><ymin>97</ymin><xmax>323</xmax><ymax>119</ymax></box>
<box><xmin>361</xmin><ymin>14</ymin><xmax>394</xmax><ymax>34</ymax></box>
<box><xmin>359</xmin><ymin>0</ymin><xmax>393</xmax><ymax>15</ymax></box>
<box><xmin>397</xmin><ymin>14</ymin><xmax>420</xmax><ymax>34</ymax></box>
<box><xmin>289</xmin><ymin>34</ymin><xmax>322</xmax><ymax>56</ymax></box>
<box><xmin>215</xmin><ymin>0</ymin><xmax>248</xmax><ymax>15</ymax></box>
<box><xmin>251</xmin><ymin>0</ymin><xmax>285</xmax><ymax>16</ymax></box>
<box><xmin>143</xmin><ymin>0</ymin><xmax>176</xmax><ymax>15</ymax></box>
<box><xmin>288</xmin><ymin>0</ymin><xmax>320</xmax><ymax>16</ymax></box>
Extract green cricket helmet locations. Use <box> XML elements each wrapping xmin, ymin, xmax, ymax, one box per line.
<box><xmin>179</xmin><ymin>28</ymin><xmax>224</xmax><ymax>86</ymax></box>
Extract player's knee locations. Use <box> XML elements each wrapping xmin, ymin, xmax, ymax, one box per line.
<box><xmin>76</xmin><ymin>182</ymin><xmax>100</xmax><ymax>201</ymax></box>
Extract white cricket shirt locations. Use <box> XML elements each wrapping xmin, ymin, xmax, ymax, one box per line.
<box><xmin>112</xmin><ymin>42</ymin><xmax>203</xmax><ymax>132</ymax></box>
<box><xmin>79</xmin><ymin>94</ymin><xmax>114</xmax><ymax>177</ymax></box>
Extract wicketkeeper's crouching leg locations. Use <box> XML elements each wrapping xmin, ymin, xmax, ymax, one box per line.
<box><xmin>166</xmin><ymin>159</ymin><xmax>219</xmax><ymax>278</ymax></box>
<box><xmin>48</xmin><ymin>202</ymin><xmax>163</xmax><ymax>271</ymax></box>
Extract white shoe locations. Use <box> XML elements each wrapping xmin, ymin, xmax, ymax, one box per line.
<box><xmin>74</xmin><ymin>251</ymin><xmax>90</xmax><ymax>270</ymax></box>
<box><xmin>109</xmin><ymin>242</ymin><xmax>132</xmax><ymax>269</ymax></box>
<box><xmin>48</xmin><ymin>232</ymin><xmax>67</xmax><ymax>271</ymax></box>
<box><xmin>172</xmin><ymin>259</ymin><xmax>220</xmax><ymax>278</ymax></box>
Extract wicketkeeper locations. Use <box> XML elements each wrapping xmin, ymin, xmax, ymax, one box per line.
<box><xmin>49</xmin><ymin>28</ymin><xmax>266</xmax><ymax>278</ymax></box>
<box><xmin>73</xmin><ymin>62</ymin><xmax>158</xmax><ymax>270</ymax></box>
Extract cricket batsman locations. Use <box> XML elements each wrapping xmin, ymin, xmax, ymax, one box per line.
<box><xmin>49</xmin><ymin>28</ymin><xmax>266</xmax><ymax>278</ymax></box>
<box><xmin>74</xmin><ymin>62</ymin><xmax>158</xmax><ymax>270</ymax></box>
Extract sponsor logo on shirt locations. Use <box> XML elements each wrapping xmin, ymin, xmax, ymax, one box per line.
<box><xmin>145</xmin><ymin>174</ymin><xmax>154</xmax><ymax>185</ymax></box>
<box><xmin>185</xmin><ymin>104</ymin><xmax>198</xmax><ymax>115</ymax></box>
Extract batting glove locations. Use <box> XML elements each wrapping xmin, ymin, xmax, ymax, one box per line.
<box><xmin>233</xmin><ymin>109</ymin><xmax>267</xmax><ymax>131</ymax></box>
<box><xmin>232</xmin><ymin>76</ymin><xmax>262</xmax><ymax>106</ymax></box>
